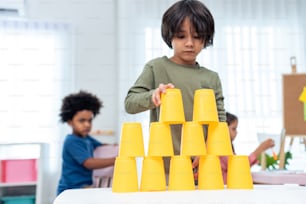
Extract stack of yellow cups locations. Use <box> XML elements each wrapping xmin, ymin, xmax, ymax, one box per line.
<box><xmin>114</xmin><ymin>87</ymin><xmax>253</xmax><ymax>192</ymax></box>
<box><xmin>159</xmin><ymin>89</ymin><xmax>195</xmax><ymax>191</ymax></box>
<box><xmin>112</xmin><ymin>122</ymin><xmax>145</xmax><ymax>192</ymax></box>
<box><xmin>140</xmin><ymin>122</ymin><xmax>173</xmax><ymax>191</ymax></box>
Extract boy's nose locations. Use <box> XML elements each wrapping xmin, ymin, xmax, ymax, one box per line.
<box><xmin>185</xmin><ymin>37</ymin><xmax>194</xmax><ymax>47</ymax></box>
<box><xmin>85</xmin><ymin>121</ymin><xmax>91</xmax><ymax>127</ymax></box>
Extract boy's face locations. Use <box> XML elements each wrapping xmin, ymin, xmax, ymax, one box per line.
<box><xmin>68</xmin><ymin>110</ymin><xmax>93</xmax><ymax>137</ymax></box>
<box><xmin>170</xmin><ymin>18</ymin><xmax>204</xmax><ymax>65</ymax></box>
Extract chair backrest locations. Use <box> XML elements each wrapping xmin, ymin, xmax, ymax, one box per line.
<box><xmin>93</xmin><ymin>144</ymin><xmax>118</xmax><ymax>187</ymax></box>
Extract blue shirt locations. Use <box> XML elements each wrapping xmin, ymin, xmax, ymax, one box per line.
<box><xmin>57</xmin><ymin>134</ymin><xmax>102</xmax><ymax>195</ymax></box>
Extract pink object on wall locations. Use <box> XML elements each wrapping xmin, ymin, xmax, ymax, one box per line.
<box><xmin>0</xmin><ymin>159</ymin><xmax>37</xmax><ymax>183</ymax></box>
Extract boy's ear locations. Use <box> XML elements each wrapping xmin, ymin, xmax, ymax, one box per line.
<box><xmin>67</xmin><ymin>120</ymin><xmax>72</xmax><ymax>126</ymax></box>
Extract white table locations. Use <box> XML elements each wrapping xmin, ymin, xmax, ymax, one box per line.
<box><xmin>53</xmin><ymin>185</ymin><xmax>306</xmax><ymax>204</ymax></box>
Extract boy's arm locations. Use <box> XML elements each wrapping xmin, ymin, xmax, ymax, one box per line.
<box><xmin>213</xmin><ymin>74</ymin><xmax>226</xmax><ymax>122</ymax></box>
<box><xmin>125</xmin><ymin>88</ymin><xmax>156</xmax><ymax>114</ymax></box>
<box><xmin>83</xmin><ymin>157</ymin><xmax>116</xmax><ymax>170</ymax></box>
<box><xmin>125</xmin><ymin>65</ymin><xmax>156</xmax><ymax>114</ymax></box>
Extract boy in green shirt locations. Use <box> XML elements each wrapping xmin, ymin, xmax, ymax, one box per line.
<box><xmin>125</xmin><ymin>0</ymin><xmax>226</xmax><ymax>173</ymax></box>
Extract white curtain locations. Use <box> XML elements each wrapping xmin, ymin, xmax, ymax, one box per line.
<box><xmin>117</xmin><ymin>0</ymin><xmax>306</xmax><ymax>154</ymax></box>
<box><xmin>0</xmin><ymin>19</ymin><xmax>75</xmax><ymax>203</ymax></box>
<box><xmin>0</xmin><ymin>19</ymin><xmax>74</xmax><ymax>143</ymax></box>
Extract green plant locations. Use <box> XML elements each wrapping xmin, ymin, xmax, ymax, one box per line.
<box><xmin>257</xmin><ymin>151</ymin><xmax>293</xmax><ymax>170</ymax></box>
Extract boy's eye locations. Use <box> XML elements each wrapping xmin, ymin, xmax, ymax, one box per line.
<box><xmin>174</xmin><ymin>33</ymin><xmax>201</xmax><ymax>39</ymax></box>
<box><xmin>79</xmin><ymin>119</ymin><xmax>86</xmax><ymax>123</ymax></box>
<box><xmin>79</xmin><ymin>118</ymin><xmax>92</xmax><ymax>123</ymax></box>
<box><xmin>175</xmin><ymin>34</ymin><xmax>185</xmax><ymax>38</ymax></box>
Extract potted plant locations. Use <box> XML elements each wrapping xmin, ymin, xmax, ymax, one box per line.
<box><xmin>257</xmin><ymin>151</ymin><xmax>292</xmax><ymax>170</ymax></box>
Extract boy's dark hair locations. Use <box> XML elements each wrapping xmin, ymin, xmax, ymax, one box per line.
<box><xmin>59</xmin><ymin>90</ymin><xmax>103</xmax><ymax>123</ymax></box>
<box><xmin>161</xmin><ymin>0</ymin><xmax>215</xmax><ymax>49</ymax></box>
<box><xmin>226</xmin><ymin>112</ymin><xmax>238</xmax><ymax>126</ymax></box>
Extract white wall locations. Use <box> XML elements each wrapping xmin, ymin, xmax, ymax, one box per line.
<box><xmin>298</xmin><ymin>0</ymin><xmax>306</xmax><ymax>63</ymax></box>
<box><xmin>27</xmin><ymin>0</ymin><xmax>119</xmax><ymax>142</ymax></box>
<box><xmin>23</xmin><ymin>1</ymin><xmax>118</xmax><ymax>203</ymax></box>
<box><xmin>8</xmin><ymin>0</ymin><xmax>306</xmax><ymax>202</ymax></box>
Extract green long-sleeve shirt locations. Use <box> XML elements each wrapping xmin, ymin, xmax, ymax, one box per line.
<box><xmin>125</xmin><ymin>56</ymin><xmax>226</xmax><ymax>171</ymax></box>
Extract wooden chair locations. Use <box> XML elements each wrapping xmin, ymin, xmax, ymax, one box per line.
<box><xmin>93</xmin><ymin>144</ymin><xmax>118</xmax><ymax>187</ymax></box>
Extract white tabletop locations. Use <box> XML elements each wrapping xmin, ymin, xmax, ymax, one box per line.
<box><xmin>53</xmin><ymin>185</ymin><xmax>306</xmax><ymax>204</ymax></box>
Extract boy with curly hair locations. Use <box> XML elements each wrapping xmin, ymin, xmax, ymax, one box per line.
<box><xmin>57</xmin><ymin>90</ymin><xmax>116</xmax><ymax>195</ymax></box>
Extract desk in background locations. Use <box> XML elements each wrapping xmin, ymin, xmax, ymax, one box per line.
<box><xmin>53</xmin><ymin>185</ymin><xmax>306</xmax><ymax>204</ymax></box>
<box><xmin>252</xmin><ymin>171</ymin><xmax>306</xmax><ymax>185</ymax></box>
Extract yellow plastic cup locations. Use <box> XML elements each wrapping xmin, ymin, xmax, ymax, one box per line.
<box><xmin>206</xmin><ymin>122</ymin><xmax>234</xmax><ymax>156</ymax></box>
<box><xmin>148</xmin><ymin>122</ymin><xmax>174</xmax><ymax>156</ymax></box>
<box><xmin>140</xmin><ymin>156</ymin><xmax>166</xmax><ymax>191</ymax></box>
<box><xmin>112</xmin><ymin>157</ymin><xmax>138</xmax><ymax>192</ymax></box>
<box><xmin>118</xmin><ymin>122</ymin><xmax>145</xmax><ymax>157</ymax></box>
<box><xmin>159</xmin><ymin>88</ymin><xmax>185</xmax><ymax>124</ymax></box>
<box><xmin>181</xmin><ymin>121</ymin><xmax>207</xmax><ymax>156</ymax></box>
<box><xmin>168</xmin><ymin>156</ymin><xmax>195</xmax><ymax>191</ymax></box>
<box><xmin>227</xmin><ymin>155</ymin><xmax>254</xmax><ymax>189</ymax></box>
<box><xmin>192</xmin><ymin>89</ymin><xmax>219</xmax><ymax>123</ymax></box>
<box><xmin>197</xmin><ymin>155</ymin><xmax>224</xmax><ymax>190</ymax></box>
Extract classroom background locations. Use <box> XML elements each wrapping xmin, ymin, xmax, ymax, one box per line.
<box><xmin>0</xmin><ymin>0</ymin><xmax>306</xmax><ymax>203</ymax></box>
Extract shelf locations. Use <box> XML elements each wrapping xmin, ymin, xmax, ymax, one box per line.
<box><xmin>0</xmin><ymin>143</ymin><xmax>46</xmax><ymax>204</ymax></box>
<box><xmin>0</xmin><ymin>182</ymin><xmax>37</xmax><ymax>187</ymax></box>
<box><xmin>0</xmin><ymin>185</ymin><xmax>36</xmax><ymax>197</ymax></box>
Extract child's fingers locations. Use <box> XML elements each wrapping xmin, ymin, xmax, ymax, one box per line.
<box><xmin>152</xmin><ymin>83</ymin><xmax>175</xmax><ymax>106</ymax></box>
<box><xmin>160</xmin><ymin>83</ymin><xmax>175</xmax><ymax>92</ymax></box>
<box><xmin>165</xmin><ymin>83</ymin><xmax>175</xmax><ymax>89</ymax></box>
<box><xmin>158</xmin><ymin>83</ymin><xmax>167</xmax><ymax>93</ymax></box>
<box><xmin>193</xmin><ymin>171</ymin><xmax>198</xmax><ymax>180</ymax></box>
<box><xmin>192</xmin><ymin>156</ymin><xmax>200</xmax><ymax>168</ymax></box>
<box><xmin>152</xmin><ymin>90</ymin><xmax>161</xmax><ymax>106</ymax></box>
<box><xmin>153</xmin><ymin>85</ymin><xmax>164</xmax><ymax>106</ymax></box>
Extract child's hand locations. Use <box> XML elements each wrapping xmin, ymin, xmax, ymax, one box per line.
<box><xmin>192</xmin><ymin>156</ymin><xmax>200</xmax><ymax>180</ymax></box>
<box><xmin>253</xmin><ymin>138</ymin><xmax>275</xmax><ymax>158</ymax></box>
<box><xmin>152</xmin><ymin>83</ymin><xmax>175</xmax><ymax>106</ymax></box>
<box><xmin>260</xmin><ymin>138</ymin><xmax>275</xmax><ymax>152</ymax></box>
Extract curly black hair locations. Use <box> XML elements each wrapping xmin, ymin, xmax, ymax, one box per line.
<box><xmin>59</xmin><ymin>90</ymin><xmax>103</xmax><ymax>123</ymax></box>
<box><xmin>161</xmin><ymin>0</ymin><xmax>215</xmax><ymax>49</ymax></box>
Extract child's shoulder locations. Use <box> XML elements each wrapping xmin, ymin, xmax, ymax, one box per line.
<box><xmin>199</xmin><ymin>65</ymin><xmax>218</xmax><ymax>74</ymax></box>
<box><xmin>145</xmin><ymin>56</ymin><xmax>183</xmax><ymax>71</ymax></box>
<box><xmin>65</xmin><ymin>134</ymin><xmax>79</xmax><ymax>141</ymax></box>
<box><xmin>65</xmin><ymin>134</ymin><xmax>91</xmax><ymax>142</ymax></box>
<box><xmin>146</xmin><ymin>56</ymin><xmax>168</xmax><ymax>65</ymax></box>
<box><xmin>197</xmin><ymin>65</ymin><xmax>221</xmax><ymax>80</ymax></box>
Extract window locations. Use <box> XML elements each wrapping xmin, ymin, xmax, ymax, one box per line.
<box><xmin>118</xmin><ymin>0</ymin><xmax>306</xmax><ymax>156</ymax></box>
<box><xmin>0</xmin><ymin>19</ymin><xmax>74</xmax><ymax>147</ymax></box>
